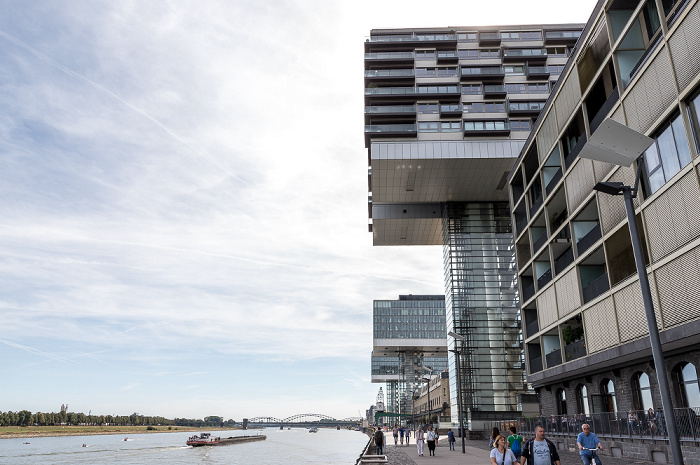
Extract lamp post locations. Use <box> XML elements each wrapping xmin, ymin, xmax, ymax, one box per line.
<box><xmin>448</xmin><ymin>331</ymin><xmax>466</xmax><ymax>453</ymax></box>
<box><xmin>579</xmin><ymin>118</ymin><xmax>684</xmax><ymax>465</ymax></box>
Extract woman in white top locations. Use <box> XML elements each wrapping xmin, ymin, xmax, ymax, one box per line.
<box><xmin>426</xmin><ymin>426</ymin><xmax>436</xmax><ymax>456</ymax></box>
<box><xmin>489</xmin><ymin>435</ymin><xmax>518</xmax><ymax>465</ymax></box>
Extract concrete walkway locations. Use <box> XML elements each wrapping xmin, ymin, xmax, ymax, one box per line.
<box><xmin>381</xmin><ymin>436</ymin><xmax>656</xmax><ymax>465</ymax></box>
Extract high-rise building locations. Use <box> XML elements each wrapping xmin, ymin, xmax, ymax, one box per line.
<box><xmin>372</xmin><ymin>295</ymin><xmax>448</xmax><ymax>420</ymax></box>
<box><xmin>364</xmin><ymin>24</ymin><xmax>584</xmax><ymax>430</ymax></box>
<box><xmin>507</xmin><ymin>0</ymin><xmax>700</xmax><ymax>460</ymax></box>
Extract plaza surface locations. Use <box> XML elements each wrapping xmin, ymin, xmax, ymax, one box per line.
<box><xmin>378</xmin><ymin>435</ymin><xmax>655</xmax><ymax>465</ymax></box>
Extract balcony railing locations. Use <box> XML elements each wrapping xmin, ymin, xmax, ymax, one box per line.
<box><xmin>479</xmin><ymin>32</ymin><xmax>501</xmax><ymax>45</ymax></box>
<box><xmin>440</xmin><ymin>104</ymin><xmax>462</xmax><ymax>115</ymax></box>
<box><xmin>483</xmin><ymin>85</ymin><xmax>507</xmax><ymax>97</ymax></box>
<box><xmin>564</xmin><ymin>133</ymin><xmax>587</xmax><ymax>170</ymax></box>
<box><xmin>522</xmin><ymin>283</ymin><xmax>535</xmax><ymax>302</ymax></box>
<box><xmin>582</xmin><ymin>272</ymin><xmax>610</xmax><ymax>303</ymax></box>
<box><xmin>545</xmin><ymin>168</ymin><xmax>563</xmax><ymax>196</ymax></box>
<box><xmin>576</xmin><ymin>224</ymin><xmax>601</xmax><ymax>256</ymax></box>
<box><xmin>564</xmin><ymin>338</ymin><xmax>586</xmax><ymax>361</ymax></box>
<box><xmin>365</xmin><ymin>124</ymin><xmax>417</xmax><ymax>135</ymax></box>
<box><xmin>364</xmin><ymin>52</ymin><xmax>414</xmax><ymax>61</ymax></box>
<box><xmin>533</xmin><ymin>231</ymin><xmax>547</xmax><ymax>253</ymax></box>
<box><xmin>529</xmin><ymin>356</ymin><xmax>543</xmax><ymax>373</ymax></box>
<box><xmin>544</xmin><ymin>30</ymin><xmax>582</xmax><ymax>44</ymax></box>
<box><xmin>368</xmin><ymin>33</ymin><xmax>457</xmax><ymax>43</ymax></box>
<box><xmin>365</xmin><ymin>69</ymin><xmax>415</xmax><ymax>78</ymax></box>
<box><xmin>589</xmin><ymin>87</ymin><xmax>620</xmax><ymax>133</ymax></box>
<box><xmin>490</xmin><ymin>408</ymin><xmax>700</xmax><ymax>443</ymax></box>
<box><xmin>554</xmin><ymin>248</ymin><xmax>574</xmax><ymax>274</ymax></box>
<box><xmin>537</xmin><ymin>269</ymin><xmax>552</xmax><ymax>289</ymax></box>
<box><xmin>526</xmin><ymin>65</ymin><xmax>550</xmax><ymax>79</ymax></box>
<box><xmin>502</xmin><ymin>48</ymin><xmax>547</xmax><ymax>61</ymax></box>
<box><xmin>545</xmin><ymin>350</ymin><xmax>562</xmax><ymax>368</ymax></box>
<box><xmin>437</xmin><ymin>51</ymin><xmax>459</xmax><ymax>62</ymax></box>
<box><xmin>461</xmin><ymin>67</ymin><xmax>505</xmax><ymax>81</ymax></box>
<box><xmin>464</xmin><ymin>121</ymin><xmax>510</xmax><ymax>134</ymax></box>
<box><xmin>365</xmin><ymin>105</ymin><xmax>417</xmax><ymax>115</ymax></box>
<box><xmin>525</xmin><ymin>319</ymin><xmax>539</xmax><ymax>338</ymax></box>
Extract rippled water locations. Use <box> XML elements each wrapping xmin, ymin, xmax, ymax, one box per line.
<box><xmin>0</xmin><ymin>428</ymin><xmax>369</xmax><ymax>464</ymax></box>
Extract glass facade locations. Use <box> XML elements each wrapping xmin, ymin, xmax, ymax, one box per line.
<box><xmin>373</xmin><ymin>295</ymin><xmax>446</xmax><ymax>340</ymax></box>
<box><xmin>441</xmin><ymin>203</ymin><xmax>525</xmax><ymax>426</ymax></box>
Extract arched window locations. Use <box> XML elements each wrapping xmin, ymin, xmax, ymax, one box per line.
<box><xmin>631</xmin><ymin>372</ymin><xmax>653</xmax><ymax>411</ymax></box>
<box><xmin>576</xmin><ymin>384</ymin><xmax>590</xmax><ymax>415</ymax></box>
<box><xmin>673</xmin><ymin>363</ymin><xmax>700</xmax><ymax>408</ymax></box>
<box><xmin>556</xmin><ymin>388</ymin><xmax>567</xmax><ymax>415</ymax></box>
<box><xmin>600</xmin><ymin>379</ymin><xmax>618</xmax><ymax>413</ymax></box>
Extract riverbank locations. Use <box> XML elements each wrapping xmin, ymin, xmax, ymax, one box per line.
<box><xmin>0</xmin><ymin>425</ymin><xmax>241</xmax><ymax>440</ymax></box>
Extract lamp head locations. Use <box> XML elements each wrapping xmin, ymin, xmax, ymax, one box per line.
<box><xmin>579</xmin><ymin>119</ymin><xmax>653</xmax><ymax>167</ymax></box>
<box><xmin>593</xmin><ymin>181</ymin><xmax>625</xmax><ymax>196</ymax></box>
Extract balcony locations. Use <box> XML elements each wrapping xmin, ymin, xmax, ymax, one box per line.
<box><xmin>417</xmin><ymin>85</ymin><xmax>461</xmax><ymax>99</ymax></box>
<box><xmin>576</xmin><ymin>224</ymin><xmax>601</xmax><ymax>256</ymax></box>
<box><xmin>522</xmin><ymin>283</ymin><xmax>535</xmax><ymax>302</ymax></box>
<box><xmin>479</xmin><ymin>32</ymin><xmax>501</xmax><ymax>45</ymax></box>
<box><xmin>483</xmin><ymin>85</ymin><xmax>508</xmax><ymax>98</ymax></box>
<box><xmin>564</xmin><ymin>133</ymin><xmax>587</xmax><ymax>170</ymax></box>
<box><xmin>526</xmin><ymin>320</ymin><xmax>540</xmax><ymax>338</ymax></box>
<box><xmin>437</xmin><ymin>51</ymin><xmax>459</xmax><ymax>63</ymax></box>
<box><xmin>564</xmin><ymin>338</ymin><xmax>586</xmax><ymax>362</ymax></box>
<box><xmin>582</xmin><ymin>272</ymin><xmax>610</xmax><ymax>303</ymax></box>
<box><xmin>461</xmin><ymin>66</ymin><xmax>505</xmax><ymax>82</ymax></box>
<box><xmin>365</xmin><ymin>86</ymin><xmax>419</xmax><ymax>97</ymax></box>
<box><xmin>365</xmin><ymin>124</ymin><xmax>417</xmax><ymax>139</ymax></box>
<box><xmin>529</xmin><ymin>356</ymin><xmax>543</xmax><ymax>373</ymax></box>
<box><xmin>589</xmin><ymin>87</ymin><xmax>620</xmax><ymax>133</ymax></box>
<box><xmin>545</xmin><ymin>350</ymin><xmax>562</xmax><ymax>368</ymax></box>
<box><xmin>502</xmin><ymin>48</ymin><xmax>548</xmax><ymax>63</ymax></box>
<box><xmin>532</xmin><ymin>230</ymin><xmax>547</xmax><ymax>253</ymax></box>
<box><xmin>440</xmin><ymin>104</ymin><xmax>462</xmax><ymax>116</ymax></box>
<box><xmin>367</xmin><ymin>33</ymin><xmax>457</xmax><ymax>47</ymax></box>
<box><xmin>545</xmin><ymin>168</ymin><xmax>563</xmax><ymax>196</ymax></box>
<box><xmin>544</xmin><ymin>30</ymin><xmax>582</xmax><ymax>44</ymax></box>
<box><xmin>526</xmin><ymin>65</ymin><xmax>550</xmax><ymax>79</ymax></box>
<box><xmin>554</xmin><ymin>248</ymin><xmax>574</xmax><ymax>274</ymax></box>
<box><xmin>508</xmin><ymin>101</ymin><xmax>546</xmax><ymax>117</ymax></box>
<box><xmin>537</xmin><ymin>269</ymin><xmax>552</xmax><ymax>289</ymax></box>
<box><xmin>365</xmin><ymin>105</ymin><xmax>417</xmax><ymax>117</ymax></box>
<box><xmin>364</xmin><ymin>69</ymin><xmax>415</xmax><ymax>81</ymax></box>
<box><xmin>464</xmin><ymin>120</ymin><xmax>510</xmax><ymax>136</ymax></box>
<box><xmin>364</xmin><ymin>52</ymin><xmax>415</xmax><ymax>64</ymax></box>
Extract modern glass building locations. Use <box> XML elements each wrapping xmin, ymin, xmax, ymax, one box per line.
<box><xmin>364</xmin><ymin>24</ymin><xmax>584</xmax><ymax>430</ymax></box>
<box><xmin>507</xmin><ymin>0</ymin><xmax>700</xmax><ymax>460</ymax></box>
<box><xmin>372</xmin><ymin>295</ymin><xmax>448</xmax><ymax>418</ymax></box>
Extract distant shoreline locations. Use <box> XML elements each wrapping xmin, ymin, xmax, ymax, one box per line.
<box><xmin>0</xmin><ymin>426</ymin><xmax>238</xmax><ymax>440</ymax></box>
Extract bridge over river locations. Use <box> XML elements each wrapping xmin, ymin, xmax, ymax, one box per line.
<box><xmin>243</xmin><ymin>413</ymin><xmax>363</xmax><ymax>428</ymax></box>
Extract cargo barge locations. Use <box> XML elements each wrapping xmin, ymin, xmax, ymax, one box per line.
<box><xmin>186</xmin><ymin>432</ymin><xmax>267</xmax><ymax>447</ymax></box>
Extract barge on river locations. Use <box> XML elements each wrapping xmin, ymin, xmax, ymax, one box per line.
<box><xmin>186</xmin><ymin>432</ymin><xmax>267</xmax><ymax>447</ymax></box>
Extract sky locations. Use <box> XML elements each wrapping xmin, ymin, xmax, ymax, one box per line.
<box><xmin>0</xmin><ymin>0</ymin><xmax>598</xmax><ymax>421</ymax></box>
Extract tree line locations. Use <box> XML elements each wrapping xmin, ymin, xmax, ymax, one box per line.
<box><xmin>0</xmin><ymin>411</ymin><xmax>236</xmax><ymax>428</ymax></box>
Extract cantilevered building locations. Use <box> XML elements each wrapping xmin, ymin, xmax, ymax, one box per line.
<box><xmin>364</xmin><ymin>24</ymin><xmax>584</xmax><ymax>430</ymax></box>
<box><xmin>372</xmin><ymin>295</ymin><xmax>448</xmax><ymax>419</ymax></box>
<box><xmin>507</xmin><ymin>0</ymin><xmax>700</xmax><ymax>461</ymax></box>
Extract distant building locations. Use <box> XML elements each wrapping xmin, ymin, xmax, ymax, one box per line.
<box><xmin>507</xmin><ymin>0</ymin><xmax>700</xmax><ymax>461</ymax></box>
<box><xmin>364</xmin><ymin>23</ymin><xmax>584</xmax><ymax>430</ymax></box>
<box><xmin>413</xmin><ymin>369</ymin><xmax>451</xmax><ymax>426</ymax></box>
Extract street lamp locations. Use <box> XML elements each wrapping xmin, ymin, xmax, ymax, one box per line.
<box><xmin>579</xmin><ymin>118</ymin><xmax>684</xmax><ymax>465</ymax></box>
<box><xmin>448</xmin><ymin>331</ymin><xmax>466</xmax><ymax>453</ymax></box>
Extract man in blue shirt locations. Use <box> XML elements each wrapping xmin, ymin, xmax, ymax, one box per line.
<box><xmin>577</xmin><ymin>423</ymin><xmax>605</xmax><ymax>465</ymax></box>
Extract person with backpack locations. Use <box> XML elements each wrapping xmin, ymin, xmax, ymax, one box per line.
<box><xmin>374</xmin><ymin>427</ymin><xmax>385</xmax><ymax>455</ymax></box>
<box><xmin>507</xmin><ymin>426</ymin><xmax>524</xmax><ymax>462</ymax></box>
<box><xmin>447</xmin><ymin>428</ymin><xmax>455</xmax><ymax>450</ymax></box>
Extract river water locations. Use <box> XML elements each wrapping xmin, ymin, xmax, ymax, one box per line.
<box><xmin>0</xmin><ymin>428</ymin><xmax>369</xmax><ymax>464</ymax></box>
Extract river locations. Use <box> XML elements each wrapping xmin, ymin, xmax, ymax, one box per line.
<box><xmin>0</xmin><ymin>428</ymin><xmax>369</xmax><ymax>464</ymax></box>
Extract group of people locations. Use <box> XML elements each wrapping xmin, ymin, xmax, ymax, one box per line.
<box><xmin>490</xmin><ymin>423</ymin><xmax>605</xmax><ymax>465</ymax></box>
<box><xmin>374</xmin><ymin>424</ymin><xmax>457</xmax><ymax>457</ymax></box>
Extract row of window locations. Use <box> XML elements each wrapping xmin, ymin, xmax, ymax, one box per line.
<box><xmin>461</xmin><ymin>82</ymin><xmax>551</xmax><ymax>94</ymax></box>
<box><xmin>456</xmin><ymin>31</ymin><xmax>544</xmax><ymax>41</ymax></box>
<box><xmin>414</xmin><ymin>46</ymin><xmax>572</xmax><ymax>59</ymax></box>
<box><xmin>417</xmin><ymin>120</ymin><xmax>532</xmax><ymax>132</ymax></box>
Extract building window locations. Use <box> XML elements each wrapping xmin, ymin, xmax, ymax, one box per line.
<box><xmin>641</xmin><ymin>113</ymin><xmax>692</xmax><ymax>195</ymax></box>
<box><xmin>504</xmin><ymin>65</ymin><xmax>525</xmax><ymax>75</ymax></box>
<box><xmin>511</xmin><ymin>120</ymin><xmax>532</xmax><ymax>131</ymax></box>
<box><xmin>418</xmin><ymin>103</ymin><xmax>439</xmax><ymax>114</ymax></box>
<box><xmin>686</xmin><ymin>89</ymin><xmax>700</xmax><ymax>152</ymax></box>
<box><xmin>548</xmin><ymin>65</ymin><xmax>565</xmax><ymax>74</ymax></box>
<box><xmin>416</xmin><ymin>68</ymin><xmax>437</xmax><ymax>77</ymax></box>
<box><xmin>547</xmin><ymin>47</ymin><xmax>569</xmax><ymax>57</ymax></box>
<box><xmin>416</xmin><ymin>50</ymin><xmax>436</xmax><ymax>59</ymax></box>
<box><xmin>480</xmin><ymin>49</ymin><xmax>500</xmax><ymax>58</ymax></box>
<box><xmin>576</xmin><ymin>384</ymin><xmax>590</xmax><ymax>415</ymax></box>
<box><xmin>501</xmin><ymin>31</ymin><xmax>541</xmax><ymax>41</ymax></box>
<box><xmin>556</xmin><ymin>388</ymin><xmax>568</xmax><ymax>415</ymax></box>
<box><xmin>631</xmin><ymin>372</ymin><xmax>654</xmax><ymax>411</ymax></box>
<box><xmin>458</xmin><ymin>33</ymin><xmax>477</xmax><ymax>42</ymax></box>
<box><xmin>458</xmin><ymin>49</ymin><xmax>479</xmax><ymax>59</ymax></box>
<box><xmin>672</xmin><ymin>362</ymin><xmax>700</xmax><ymax>408</ymax></box>
<box><xmin>440</xmin><ymin>121</ymin><xmax>461</xmax><ymax>132</ymax></box>
<box><xmin>418</xmin><ymin>122</ymin><xmax>439</xmax><ymax>132</ymax></box>
<box><xmin>437</xmin><ymin>67</ymin><xmax>459</xmax><ymax>77</ymax></box>
<box><xmin>600</xmin><ymin>379</ymin><xmax>618</xmax><ymax>413</ymax></box>
<box><xmin>662</xmin><ymin>0</ymin><xmax>691</xmax><ymax>24</ymax></box>
<box><xmin>465</xmin><ymin>102</ymin><xmax>505</xmax><ymax>113</ymax></box>
<box><xmin>461</xmin><ymin>84</ymin><xmax>482</xmax><ymax>95</ymax></box>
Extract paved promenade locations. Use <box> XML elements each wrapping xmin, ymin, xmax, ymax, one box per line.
<box><xmin>379</xmin><ymin>436</ymin><xmax>656</xmax><ymax>465</ymax></box>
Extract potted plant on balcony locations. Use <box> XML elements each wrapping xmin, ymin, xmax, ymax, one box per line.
<box><xmin>562</xmin><ymin>325</ymin><xmax>585</xmax><ymax>360</ymax></box>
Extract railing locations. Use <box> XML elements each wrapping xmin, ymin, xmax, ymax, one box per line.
<box><xmin>582</xmin><ymin>272</ymin><xmax>610</xmax><ymax>303</ymax></box>
<box><xmin>522</xmin><ymin>283</ymin><xmax>535</xmax><ymax>302</ymax></box>
<box><xmin>545</xmin><ymin>168</ymin><xmax>563</xmax><ymax>195</ymax></box>
<box><xmin>545</xmin><ymin>31</ymin><xmax>582</xmax><ymax>40</ymax></box>
<box><xmin>365</xmin><ymin>105</ymin><xmax>416</xmax><ymax>115</ymax></box>
<box><xmin>489</xmin><ymin>408</ymin><xmax>700</xmax><ymax>443</ymax></box>
<box><xmin>503</xmin><ymin>49</ymin><xmax>547</xmax><ymax>58</ymax></box>
<box><xmin>526</xmin><ymin>319</ymin><xmax>539</xmax><ymax>338</ymax></box>
<box><xmin>365</xmin><ymin>124</ymin><xmax>417</xmax><ymax>134</ymax></box>
<box><xmin>530</xmin><ymin>194</ymin><xmax>543</xmax><ymax>215</ymax></box>
<box><xmin>563</xmin><ymin>338</ymin><xmax>586</xmax><ymax>361</ymax></box>
<box><xmin>461</xmin><ymin>67</ymin><xmax>505</xmax><ymax>77</ymax></box>
<box><xmin>564</xmin><ymin>133</ymin><xmax>587</xmax><ymax>170</ymax></box>
<box><xmin>532</xmin><ymin>231</ymin><xmax>547</xmax><ymax>253</ymax></box>
<box><xmin>529</xmin><ymin>356</ymin><xmax>543</xmax><ymax>373</ymax></box>
<box><xmin>464</xmin><ymin>121</ymin><xmax>510</xmax><ymax>132</ymax></box>
<box><xmin>589</xmin><ymin>87</ymin><xmax>619</xmax><ymax>133</ymax></box>
<box><xmin>365</xmin><ymin>86</ymin><xmax>460</xmax><ymax>96</ymax></box>
<box><xmin>437</xmin><ymin>51</ymin><xmax>459</xmax><ymax>60</ymax></box>
<box><xmin>537</xmin><ymin>269</ymin><xmax>552</xmax><ymax>289</ymax></box>
<box><xmin>440</xmin><ymin>104</ymin><xmax>462</xmax><ymax>113</ymax></box>
<box><xmin>365</xmin><ymin>52</ymin><xmax>414</xmax><ymax>60</ymax></box>
<box><xmin>554</xmin><ymin>248</ymin><xmax>574</xmax><ymax>274</ymax></box>
<box><xmin>483</xmin><ymin>84</ymin><xmax>507</xmax><ymax>95</ymax></box>
<box><xmin>545</xmin><ymin>350</ymin><xmax>562</xmax><ymax>368</ymax></box>
<box><xmin>365</xmin><ymin>69</ymin><xmax>415</xmax><ymax>78</ymax></box>
<box><xmin>576</xmin><ymin>224</ymin><xmax>601</xmax><ymax>255</ymax></box>
<box><xmin>368</xmin><ymin>33</ymin><xmax>456</xmax><ymax>43</ymax></box>
<box><xmin>526</xmin><ymin>65</ymin><xmax>550</xmax><ymax>77</ymax></box>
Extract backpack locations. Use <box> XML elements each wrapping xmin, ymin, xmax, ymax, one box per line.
<box><xmin>510</xmin><ymin>435</ymin><xmax>521</xmax><ymax>454</ymax></box>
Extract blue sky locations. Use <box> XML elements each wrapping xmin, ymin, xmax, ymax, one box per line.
<box><xmin>0</xmin><ymin>0</ymin><xmax>597</xmax><ymax>420</ymax></box>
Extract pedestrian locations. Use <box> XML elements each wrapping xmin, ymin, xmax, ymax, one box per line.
<box><xmin>399</xmin><ymin>425</ymin><xmax>404</xmax><ymax>444</ymax></box>
<box><xmin>628</xmin><ymin>410</ymin><xmax>637</xmax><ymax>435</ymax></box>
<box><xmin>447</xmin><ymin>428</ymin><xmax>455</xmax><ymax>450</ymax></box>
<box><xmin>374</xmin><ymin>427</ymin><xmax>385</xmax><ymax>455</ymax></box>
<box><xmin>393</xmin><ymin>424</ymin><xmax>399</xmax><ymax>446</ymax></box>
<box><xmin>406</xmin><ymin>427</ymin><xmax>411</xmax><ymax>445</ymax></box>
<box><xmin>416</xmin><ymin>426</ymin><xmax>425</xmax><ymax>456</ymax></box>
<box><xmin>489</xmin><ymin>426</ymin><xmax>500</xmax><ymax>448</ymax></box>
<box><xmin>426</xmin><ymin>425</ymin><xmax>436</xmax><ymax>456</ymax></box>
<box><xmin>490</xmin><ymin>435</ymin><xmax>518</xmax><ymax>465</ymax></box>
<box><xmin>577</xmin><ymin>423</ymin><xmax>605</xmax><ymax>465</ymax></box>
<box><xmin>521</xmin><ymin>425</ymin><xmax>561</xmax><ymax>465</ymax></box>
<box><xmin>434</xmin><ymin>428</ymin><xmax>439</xmax><ymax>445</ymax></box>
<box><xmin>507</xmin><ymin>426</ymin><xmax>523</xmax><ymax>462</ymax></box>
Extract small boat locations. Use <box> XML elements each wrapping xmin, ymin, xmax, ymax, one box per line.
<box><xmin>309</xmin><ymin>427</ymin><xmax>318</xmax><ymax>433</ymax></box>
<box><xmin>186</xmin><ymin>432</ymin><xmax>266</xmax><ymax>447</ymax></box>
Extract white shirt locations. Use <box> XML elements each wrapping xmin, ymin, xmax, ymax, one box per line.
<box><xmin>532</xmin><ymin>439</ymin><xmax>551</xmax><ymax>465</ymax></box>
<box><xmin>490</xmin><ymin>447</ymin><xmax>517</xmax><ymax>464</ymax></box>
<box><xmin>426</xmin><ymin>431</ymin><xmax>435</xmax><ymax>441</ymax></box>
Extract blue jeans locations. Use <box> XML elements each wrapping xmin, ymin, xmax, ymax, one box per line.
<box><xmin>376</xmin><ymin>444</ymin><xmax>384</xmax><ymax>455</ymax></box>
<box><xmin>580</xmin><ymin>452</ymin><xmax>602</xmax><ymax>465</ymax></box>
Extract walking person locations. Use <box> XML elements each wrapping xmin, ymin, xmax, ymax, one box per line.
<box><xmin>393</xmin><ymin>424</ymin><xmax>399</xmax><ymax>447</ymax></box>
<box><xmin>489</xmin><ymin>426</ymin><xmax>500</xmax><ymax>448</ymax></box>
<box><xmin>416</xmin><ymin>426</ymin><xmax>425</xmax><ymax>456</ymax></box>
<box><xmin>426</xmin><ymin>426</ymin><xmax>436</xmax><ymax>456</ymax></box>
<box><xmin>507</xmin><ymin>426</ymin><xmax>524</xmax><ymax>462</ymax></box>
<box><xmin>374</xmin><ymin>427</ymin><xmax>385</xmax><ymax>455</ymax></box>
<box><xmin>520</xmin><ymin>425</ymin><xmax>561</xmax><ymax>465</ymax></box>
<box><xmin>577</xmin><ymin>423</ymin><xmax>605</xmax><ymax>465</ymax></box>
<box><xmin>400</xmin><ymin>425</ymin><xmax>404</xmax><ymax>445</ymax></box>
<box><xmin>447</xmin><ymin>428</ymin><xmax>455</xmax><ymax>450</ymax></box>
<box><xmin>406</xmin><ymin>427</ymin><xmax>411</xmax><ymax>445</ymax></box>
<box><xmin>490</xmin><ymin>435</ymin><xmax>518</xmax><ymax>465</ymax></box>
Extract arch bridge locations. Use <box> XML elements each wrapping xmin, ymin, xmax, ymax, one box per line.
<box><xmin>245</xmin><ymin>413</ymin><xmax>363</xmax><ymax>428</ymax></box>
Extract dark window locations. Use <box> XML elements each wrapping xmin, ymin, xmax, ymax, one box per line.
<box><xmin>641</xmin><ymin>113</ymin><xmax>692</xmax><ymax>195</ymax></box>
<box><xmin>631</xmin><ymin>372</ymin><xmax>653</xmax><ymax>411</ymax></box>
<box><xmin>600</xmin><ymin>379</ymin><xmax>618</xmax><ymax>413</ymax></box>
<box><xmin>556</xmin><ymin>389</ymin><xmax>568</xmax><ymax>415</ymax></box>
